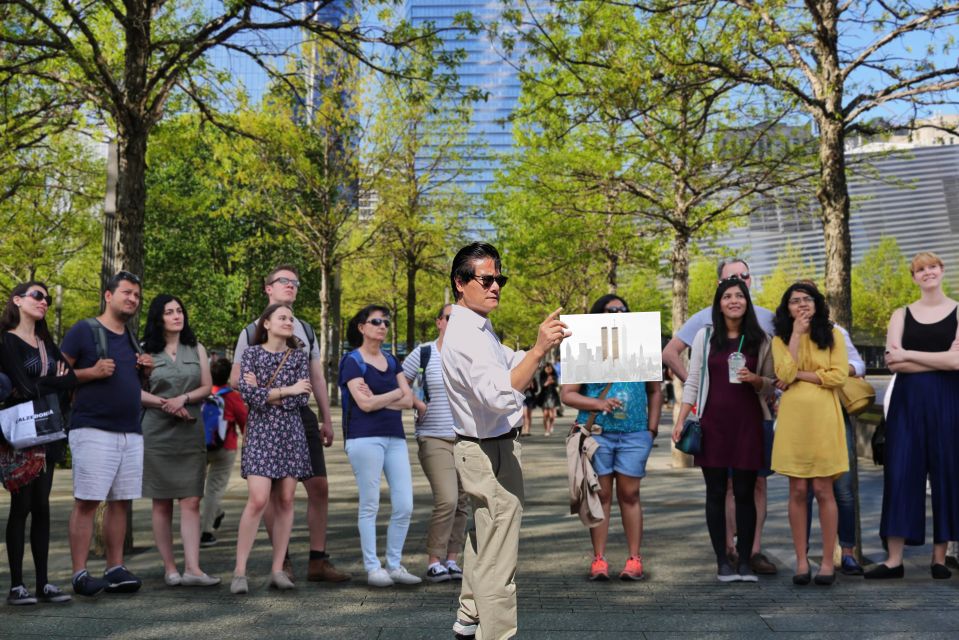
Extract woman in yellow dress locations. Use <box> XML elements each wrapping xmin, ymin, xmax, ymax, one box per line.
<box><xmin>770</xmin><ymin>281</ymin><xmax>848</xmax><ymax>585</ymax></box>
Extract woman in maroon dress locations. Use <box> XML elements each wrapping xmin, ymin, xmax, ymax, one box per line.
<box><xmin>673</xmin><ymin>277</ymin><xmax>775</xmax><ymax>582</ymax></box>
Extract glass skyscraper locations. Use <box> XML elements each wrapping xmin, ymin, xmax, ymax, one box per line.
<box><xmin>404</xmin><ymin>0</ymin><xmax>531</xmax><ymax>227</ymax></box>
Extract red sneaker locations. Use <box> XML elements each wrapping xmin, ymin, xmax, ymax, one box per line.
<box><xmin>589</xmin><ymin>555</ymin><xmax>609</xmax><ymax>581</ymax></box>
<box><xmin>620</xmin><ymin>556</ymin><xmax>645</xmax><ymax>581</ymax></box>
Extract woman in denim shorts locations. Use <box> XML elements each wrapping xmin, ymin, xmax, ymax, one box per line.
<box><xmin>561</xmin><ymin>294</ymin><xmax>662</xmax><ymax>581</ymax></box>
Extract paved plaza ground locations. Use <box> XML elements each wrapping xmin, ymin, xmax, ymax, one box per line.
<box><xmin>2</xmin><ymin>407</ymin><xmax>957</xmax><ymax>639</ymax></box>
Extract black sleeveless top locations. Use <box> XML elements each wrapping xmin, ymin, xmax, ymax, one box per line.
<box><xmin>902</xmin><ymin>306</ymin><xmax>958</xmax><ymax>352</ymax></box>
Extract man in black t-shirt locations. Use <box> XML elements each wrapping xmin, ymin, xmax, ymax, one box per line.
<box><xmin>61</xmin><ymin>272</ymin><xmax>154</xmax><ymax>597</ymax></box>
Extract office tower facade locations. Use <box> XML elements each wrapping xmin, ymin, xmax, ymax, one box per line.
<box><xmin>404</xmin><ymin>0</ymin><xmax>534</xmax><ymax>229</ymax></box>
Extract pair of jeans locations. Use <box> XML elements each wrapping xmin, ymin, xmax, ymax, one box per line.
<box><xmin>345</xmin><ymin>436</ymin><xmax>414</xmax><ymax>572</ymax></box>
<box><xmin>806</xmin><ymin>413</ymin><xmax>856</xmax><ymax>549</ymax></box>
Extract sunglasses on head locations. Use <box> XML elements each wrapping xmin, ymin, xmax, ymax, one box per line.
<box><xmin>470</xmin><ymin>274</ymin><xmax>508</xmax><ymax>289</ymax></box>
<box><xmin>115</xmin><ymin>270</ymin><xmax>141</xmax><ymax>285</ymax></box>
<box><xmin>366</xmin><ymin>318</ymin><xmax>391</xmax><ymax>328</ymax></box>
<box><xmin>24</xmin><ymin>290</ymin><xmax>52</xmax><ymax>305</ymax></box>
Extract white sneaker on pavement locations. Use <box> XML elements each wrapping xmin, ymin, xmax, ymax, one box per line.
<box><xmin>387</xmin><ymin>565</ymin><xmax>422</xmax><ymax>585</ymax></box>
<box><xmin>367</xmin><ymin>568</ymin><xmax>394</xmax><ymax>587</ymax></box>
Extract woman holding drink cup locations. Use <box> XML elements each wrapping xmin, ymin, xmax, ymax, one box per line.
<box><xmin>672</xmin><ymin>277</ymin><xmax>775</xmax><ymax>582</ymax></box>
<box><xmin>770</xmin><ymin>281</ymin><xmax>848</xmax><ymax>586</ymax></box>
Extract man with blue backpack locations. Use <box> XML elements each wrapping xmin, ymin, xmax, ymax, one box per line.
<box><xmin>199</xmin><ymin>357</ymin><xmax>247</xmax><ymax>547</ymax></box>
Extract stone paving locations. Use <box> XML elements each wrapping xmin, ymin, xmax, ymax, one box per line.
<box><xmin>2</xmin><ymin>408</ymin><xmax>958</xmax><ymax>639</ymax></box>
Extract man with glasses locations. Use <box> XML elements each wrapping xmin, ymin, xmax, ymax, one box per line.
<box><xmin>662</xmin><ymin>258</ymin><xmax>779</xmax><ymax>576</ymax></box>
<box><xmin>61</xmin><ymin>271</ymin><xmax>155</xmax><ymax>596</ymax></box>
<box><xmin>230</xmin><ymin>265</ymin><xmax>349</xmax><ymax>583</ymax></box>
<box><xmin>442</xmin><ymin>242</ymin><xmax>569</xmax><ymax>640</ymax></box>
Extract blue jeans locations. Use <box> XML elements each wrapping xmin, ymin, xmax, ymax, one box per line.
<box><xmin>806</xmin><ymin>414</ymin><xmax>856</xmax><ymax>549</ymax></box>
<box><xmin>345</xmin><ymin>436</ymin><xmax>414</xmax><ymax>572</ymax></box>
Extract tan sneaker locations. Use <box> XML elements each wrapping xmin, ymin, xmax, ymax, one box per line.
<box><xmin>307</xmin><ymin>557</ymin><xmax>351</xmax><ymax>583</ymax></box>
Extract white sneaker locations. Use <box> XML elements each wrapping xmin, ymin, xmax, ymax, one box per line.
<box><xmin>367</xmin><ymin>568</ymin><xmax>394</xmax><ymax>587</ymax></box>
<box><xmin>387</xmin><ymin>565</ymin><xmax>423</xmax><ymax>585</ymax></box>
<box><xmin>453</xmin><ymin>619</ymin><xmax>478</xmax><ymax>637</ymax></box>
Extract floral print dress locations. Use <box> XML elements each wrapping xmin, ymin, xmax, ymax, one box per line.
<box><xmin>238</xmin><ymin>345</ymin><xmax>312</xmax><ymax>480</ymax></box>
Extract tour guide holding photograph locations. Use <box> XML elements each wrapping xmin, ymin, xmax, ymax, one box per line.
<box><xmin>441</xmin><ymin>242</ymin><xmax>570</xmax><ymax>640</ymax></box>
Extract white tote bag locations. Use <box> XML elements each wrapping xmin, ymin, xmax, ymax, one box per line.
<box><xmin>0</xmin><ymin>394</ymin><xmax>66</xmax><ymax>449</ymax></box>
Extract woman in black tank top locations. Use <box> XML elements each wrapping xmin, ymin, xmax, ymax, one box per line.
<box><xmin>866</xmin><ymin>252</ymin><xmax>959</xmax><ymax>580</ymax></box>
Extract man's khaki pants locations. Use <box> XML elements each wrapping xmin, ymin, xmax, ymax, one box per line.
<box><xmin>454</xmin><ymin>436</ymin><xmax>524</xmax><ymax>640</ymax></box>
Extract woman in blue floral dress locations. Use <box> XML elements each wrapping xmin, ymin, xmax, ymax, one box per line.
<box><xmin>231</xmin><ymin>303</ymin><xmax>312</xmax><ymax>594</ymax></box>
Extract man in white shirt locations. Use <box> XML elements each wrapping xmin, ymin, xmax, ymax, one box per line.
<box><xmin>442</xmin><ymin>243</ymin><xmax>568</xmax><ymax>640</ymax></box>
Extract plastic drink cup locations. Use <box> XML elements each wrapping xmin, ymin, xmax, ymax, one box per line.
<box><xmin>728</xmin><ymin>352</ymin><xmax>746</xmax><ymax>383</ymax></box>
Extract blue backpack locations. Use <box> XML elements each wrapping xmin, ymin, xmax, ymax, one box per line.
<box><xmin>338</xmin><ymin>349</ymin><xmax>397</xmax><ymax>440</ymax></box>
<box><xmin>202</xmin><ymin>387</ymin><xmax>232</xmax><ymax>451</ymax></box>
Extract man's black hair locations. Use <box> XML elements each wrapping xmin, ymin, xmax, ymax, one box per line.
<box><xmin>449</xmin><ymin>243</ymin><xmax>501</xmax><ymax>300</ymax></box>
<box><xmin>105</xmin><ymin>271</ymin><xmax>141</xmax><ymax>294</ymax></box>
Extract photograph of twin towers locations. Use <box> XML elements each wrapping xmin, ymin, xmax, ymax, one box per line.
<box><xmin>559</xmin><ymin>312</ymin><xmax>663</xmax><ymax>384</ymax></box>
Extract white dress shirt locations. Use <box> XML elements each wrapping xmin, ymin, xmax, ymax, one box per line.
<box><xmin>441</xmin><ymin>304</ymin><xmax>527</xmax><ymax>439</ymax></box>
<box><xmin>834</xmin><ymin>324</ymin><xmax>866</xmax><ymax>377</ymax></box>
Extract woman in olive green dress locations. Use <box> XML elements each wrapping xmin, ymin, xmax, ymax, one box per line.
<box><xmin>140</xmin><ymin>294</ymin><xmax>218</xmax><ymax>586</ymax></box>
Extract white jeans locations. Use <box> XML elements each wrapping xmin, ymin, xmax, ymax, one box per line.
<box><xmin>344</xmin><ymin>436</ymin><xmax>414</xmax><ymax>572</ymax></box>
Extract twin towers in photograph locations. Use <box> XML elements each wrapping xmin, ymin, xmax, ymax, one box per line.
<box><xmin>562</xmin><ymin>313</ymin><xmax>663</xmax><ymax>384</ymax></box>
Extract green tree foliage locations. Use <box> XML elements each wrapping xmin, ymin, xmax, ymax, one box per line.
<box><xmin>686</xmin><ymin>259</ymin><xmax>720</xmax><ymax>316</ymax></box>
<box><xmin>0</xmin><ymin>0</ymin><xmax>476</xmax><ymax>288</ymax></box>
<box><xmin>144</xmin><ymin>115</ymin><xmax>287</xmax><ymax>351</ymax></box>
<box><xmin>851</xmin><ymin>237</ymin><xmax>915</xmax><ymax>344</ymax></box>
<box><xmin>753</xmin><ymin>242</ymin><xmax>818</xmax><ymax>312</ymax></box>
<box><xmin>0</xmin><ymin>130</ymin><xmax>102</xmax><ymax>339</ymax></box>
<box><xmin>685</xmin><ymin>0</ymin><xmax>959</xmax><ymax>327</ymax></box>
<box><xmin>501</xmin><ymin>0</ymin><xmax>811</xmax><ymax>337</ymax></box>
<box><xmin>362</xmin><ymin>62</ymin><xmax>474</xmax><ymax>351</ymax></box>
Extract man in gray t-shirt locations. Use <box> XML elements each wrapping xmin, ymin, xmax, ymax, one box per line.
<box><xmin>662</xmin><ymin>258</ymin><xmax>779</xmax><ymax>576</ymax></box>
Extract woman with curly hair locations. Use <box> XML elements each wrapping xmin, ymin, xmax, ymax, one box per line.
<box><xmin>770</xmin><ymin>282</ymin><xmax>848</xmax><ymax>586</ymax></box>
<box><xmin>140</xmin><ymin>294</ymin><xmax>218</xmax><ymax>587</ymax></box>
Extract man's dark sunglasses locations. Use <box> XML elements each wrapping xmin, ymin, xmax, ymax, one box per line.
<box><xmin>471</xmin><ymin>274</ymin><xmax>508</xmax><ymax>289</ymax></box>
<box><xmin>25</xmin><ymin>290</ymin><xmax>53</xmax><ymax>305</ymax></box>
<box><xmin>367</xmin><ymin>318</ymin><xmax>391</xmax><ymax>328</ymax></box>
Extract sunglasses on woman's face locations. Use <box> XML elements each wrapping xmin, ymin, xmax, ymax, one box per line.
<box><xmin>471</xmin><ymin>274</ymin><xmax>509</xmax><ymax>289</ymax></box>
<box><xmin>366</xmin><ymin>318</ymin><xmax>391</xmax><ymax>328</ymax></box>
<box><xmin>605</xmin><ymin>305</ymin><xmax>627</xmax><ymax>313</ymax></box>
<box><xmin>25</xmin><ymin>290</ymin><xmax>53</xmax><ymax>305</ymax></box>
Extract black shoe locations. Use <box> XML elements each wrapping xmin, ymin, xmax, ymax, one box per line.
<box><xmin>7</xmin><ymin>585</ymin><xmax>37</xmax><ymax>605</ymax></box>
<box><xmin>864</xmin><ymin>563</ymin><xmax>904</xmax><ymax>580</ymax></box>
<box><xmin>840</xmin><ymin>555</ymin><xmax>864</xmax><ymax>576</ymax></box>
<box><xmin>38</xmin><ymin>584</ymin><xmax>72</xmax><ymax>603</ymax></box>
<box><xmin>213</xmin><ymin>512</ymin><xmax>225</xmax><ymax>531</ymax></box>
<box><xmin>200</xmin><ymin>532</ymin><xmax>217</xmax><ymax>547</ymax></box>
<box><xmin>931</xmin><ymin>563</ymin><xmax>952</xmax><ymax>580</ymax></box>
<box><xmin>792</xmin><ymin>571</ymin><xmax>811</xmax><ymax>585</ymax></box>
<box><xmin>814</xmin><ymin>572</ymin><xmax>836</xmax><ymax>586</ymax></box>
<box><xmin>103</xmin><ymin>566</ymin><xmax>142</xmax><ymax>593</ymax></box>
<box><xmin>72</xmin><ymin>570</ymin><xmax>108</xmax><ymax>597</ymax></box>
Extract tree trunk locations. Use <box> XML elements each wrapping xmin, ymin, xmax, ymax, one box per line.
<box><xmin>319</xmin><ymin>258</ymin><xmax>332</xmax><ymax>399</ymax></box>
<box><xmin>406</xmin><ymin>261</ymin><xmax>417</xmax><ymax>353</ymax></box>
<box><xmin>328</xmin><ymin>270</ymin><xmax>342</xmax><ymax>405</ymax></box>
<box><xmin>816</xmin><ymin>116</ymin><xmax>853</xmax><ymax>329</ymax></box>
<box><xmin>669</xmin><ymin>229</ymin><xmax>694</xmax><ymax>469</ymax></box>
<box><xmin>112</xmin><ymin>125</ymin><xmax>149</xmax><ymax>283</ymax></box>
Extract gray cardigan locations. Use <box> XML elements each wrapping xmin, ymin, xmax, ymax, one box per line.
<box><xmin>681</xmin><ymin>327</ymin><xmax>776</xmax><ymax>421</ymax></box>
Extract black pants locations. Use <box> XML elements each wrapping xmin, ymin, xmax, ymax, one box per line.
<box><xmin>702</xmin><ymin>467</ymin><xmax>757</xmax><ymax>566</ymax></box>
<box><xmin>6</xmin><ymin>464</ymin><xmax>55</xmax><ymax>589</ymax></box>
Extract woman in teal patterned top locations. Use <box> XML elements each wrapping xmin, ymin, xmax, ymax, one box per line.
<box><xmin>561</xmin><ymin>294</ymin><xmax>662</xmax><ymax>582</ymax></box>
